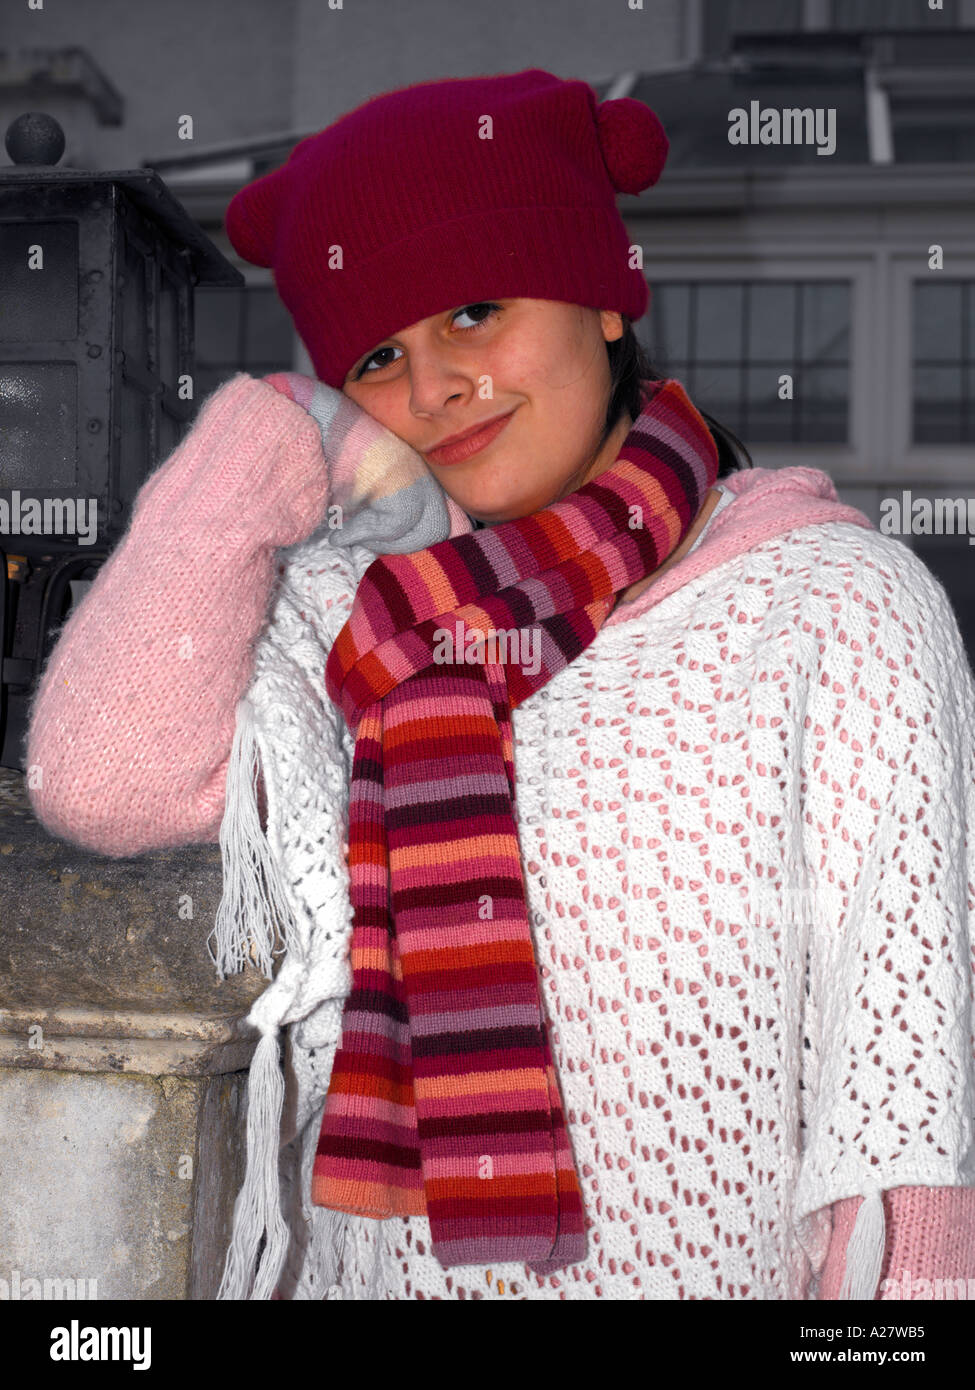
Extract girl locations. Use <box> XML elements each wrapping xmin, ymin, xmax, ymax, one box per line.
<box><xmin>26</xmin><ymin>69</ymin><xmax>975</xmax><ymax>1301</ymax></box>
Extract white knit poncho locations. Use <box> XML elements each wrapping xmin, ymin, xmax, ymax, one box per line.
<box><xmin>213</xmin><ymin>499</ymin><xmax>975</xmax><ymax>1301</ymax></box>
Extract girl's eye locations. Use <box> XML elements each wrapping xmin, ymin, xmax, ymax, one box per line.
<box><xmin>355</xmin><ymin>302</ymin><xmax>502</xmax><ymax>377</ymax></box>
<box><xmin>451</xmin><ymin>302</ymin><xmax>501</xmax><ymax>331</ymax></box>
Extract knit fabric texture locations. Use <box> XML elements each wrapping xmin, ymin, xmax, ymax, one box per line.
<box><xmin>204</xmin><ymin>375</ymin><xmax>938</xmax><ymax>1301</ymax></box>
<box><xmin>225</xmin><ymin>67</ymin><xmax>667</xmax><ymax>389</ymax></box>
<box><xmin>309</xmin><ymin>378</ymin><xmax>717</xmax><ymax>1272</ymax></box>
<box><xmin>262</xmin><ymin>371</ymin><xmax>471</xmax><ymax>551</ymax></box>
<box><xmin>24</xmin><ymin>374</ymin><xmax>975</xmax><ymax>1298</ymax></box>
<box><xmin>301</xmin><ymin>507</ymin><xmax>975</xmax><ymax>1300</ymax></box>
<box><xmin>820</xmin><ymin>1187</ymin><xmax>975</xmax><ymax>1299</ymax></box>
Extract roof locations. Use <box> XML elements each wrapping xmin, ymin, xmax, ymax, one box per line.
<box><xmin>594</xmin><ymin>29</ymin><xmax>975</xmax><ymax>169</ymax></box>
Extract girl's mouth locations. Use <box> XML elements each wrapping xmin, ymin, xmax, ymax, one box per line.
<box><xmin>425</xmin><ymin>409</ymin><xmax>517</xmax><ymax>465</ymax></box>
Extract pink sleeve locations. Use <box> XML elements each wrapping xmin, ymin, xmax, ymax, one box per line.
<box><xmin>25</xmin><ymin>373</ymin><xmax>330</xmax><ymax>857</ymax></box>
<box><xmin>817</xmin><ymin>1186</ymin><xmax>975</xmax><ymax>1299</ymax></box>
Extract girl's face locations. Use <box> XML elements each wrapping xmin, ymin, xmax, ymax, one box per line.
<box><xmin>341</xmin><ymin>298</ymin><xmax>632</xmax><ymax>524</ymax></box>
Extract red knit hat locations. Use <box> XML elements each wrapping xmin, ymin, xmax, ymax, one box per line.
<box><xmin>225</xmin><ymin>68</ymin><xmax>669</xmax><ymax>390</ymax></box>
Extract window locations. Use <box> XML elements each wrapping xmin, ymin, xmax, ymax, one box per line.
<box><xmin>911</xmin><ymin>535</ymin><xmax>975</xmax><ymax>678</ymax></box>
<box><xmin>644</xmin><ymin>280</ymin><xmax>851</xmax><ymax>444</ymax></box>
<box><xmin>882</xmin><ymin>32</ymin><xmax>975</xmax><ymax>164</ymax></box>
<box><xmin>912</xmin><ymin>281</ymin><xmax>975</xmax><ymax>444</ymax></box>
<box><xmin>892</xmin><ymin>106</ymin><xmax>975</xmax><ymax>163</ymax></box>
<box><xmin>192</xmin><ymin>285</ymin><xmax>295</xmax><ymax>402</ymax></box>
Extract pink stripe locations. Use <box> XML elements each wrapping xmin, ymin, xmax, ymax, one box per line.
<box><xmin>371</xmin><ymin>555</ymin><xmax>444</xmax><ymax>620</ymax></box>
<box><xmin>290</xmin><ymin>376</ymin><xmax>316</xmax><ymax>410</ymax></box>
<box><xmin>390</xmin><ymin>854</ymin><xmax>521</xmax><ymax>890</ymax></box>
<box><xmin>321</xmin><ymin>1091</ymin><xmax>417</xmax><ymax>1125</ymax></box>
<box><xmin>409</xmin><ymin>1087</ymin><xmax>550</xmax><ymax>1119</ymax></box>
<box><xmin>347</xmin><ymin>593</ymin><xmax>383</xmax><ymax>655</ymax></box>
<box><xmin>383</xmin><ymin>688</ymin><xmax>499</xmax><ymax>727</ymax></box>
<box><xmin>327</xmin><ymin>442</ymin><xmax>366</xmax><ymax>496</ymax></box>
<box><xmin>423</xmin><ymin>1150</ymin><xmax>564</xmax><ymax>1179</ymax></box>
<box><xmin>316</xmin><ymin>1157</ymin><xmax>424</xmax><ymax>1189</ymax></box>
<box><xmin>395</xmin><ymin>917</ymin><xmax>533</xmax><ymax>952</ymax></box>
<box><xmin>312</xmin><ymin>377</ymin><xmax>719</xmax><ymax>1267</ymax></box>
<box><xmin>369</xmin><ymin>631</ymin><xmax>431</xmax><ymax>687</ymax></box>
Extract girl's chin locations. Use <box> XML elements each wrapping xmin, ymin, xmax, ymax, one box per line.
<box><xmin>447</xmin><ymin>490</ymin><xmax>557</xmax><ymax>525</ymax></box>
<box><xmin>461</xmin><ymin>505</ymin><xmax>538</xmax><ymax>526</ymax></box>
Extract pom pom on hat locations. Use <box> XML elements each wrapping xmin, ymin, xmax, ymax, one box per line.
<box><xmin>596</xmin><ymin>97</ymin><xmax>669</xmax><ymax>194</ymax></box>
<box><xmin>225</xmin><ymin>169</ymin><xmax>284</xmax><ymax>268</ymax></box>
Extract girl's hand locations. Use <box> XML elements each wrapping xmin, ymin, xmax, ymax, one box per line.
<box><xmin>261</xmin><ymin>371</ymin><xmax>472</xmax><ymax>553</ymax></box>
<box><xmin>262</xmin><ymin>370</ymin><xmax>318</xmax><ymax>404</ymax></box>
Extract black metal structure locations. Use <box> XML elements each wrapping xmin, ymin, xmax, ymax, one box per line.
<box><xmin>0</xmin><ymin>111</ymin><xmax>243</xmax><ymax>770</ymax></box>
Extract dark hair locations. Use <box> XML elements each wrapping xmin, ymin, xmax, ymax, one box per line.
<box><xmin>604</xmin><ymin>317</ymin><xmax>753</xmax><ymax>478</ymax></box>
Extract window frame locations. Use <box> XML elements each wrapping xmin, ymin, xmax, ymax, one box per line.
<box><xmin>634</xmin><ymin>253</ymin><xmax>875</xmax><ymax>472</ymax></box>
<box><xmin>890</xmin><ymin>255</ymin><xmax>975</xmax><ymax>480</ymax></box>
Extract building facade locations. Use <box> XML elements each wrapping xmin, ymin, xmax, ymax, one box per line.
<box><xmin>2</xmin><ymin>0</ymin><xmax>972</xmax><ymax>658</ymax></box>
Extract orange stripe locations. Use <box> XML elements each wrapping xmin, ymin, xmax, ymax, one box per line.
<box><xmin>413</xmin><ymin>1081</ymin><xmax>549</xmax><ymax>1108</ymax></box>
<box><xmin>534</xmin><ymin>506</ymin><xmax>580</xmax><ymax>557</ymax></box>
<box><xmin>408</xmin><ymin>548</ymin><xmax>461</xmax><ymax>615</ymax></box>
<box><xmin>618</xmin><ymin>466</ymin><xmax>684</xmax><ymax>552</ymax></box>
<box><xmin>571</xmin><ymin>548</ymin><xmax>615</xmax><ymax>594</ymax></box>
<box><xmin>331</xmin><ymin>623</ymin><xmax>358</xmax><ymax>672</ymax></box>
<box><xmin>349</xmin><ymin>945</ymin><xmax>395</xmax><ymax>970</ymax></box>
<box><xmin>385</xmin><ymin>711</ymin><xmax>501</xmax><ymax>751</ymax></box>
<box><xmin>425</xmin><ymin>1172</ymin><xmax>558</xmax><ymax>1200</ymax></box>
<box><xmin>356</xmin><ymin>647</ymin><xmax>394</xmax><ymax>694</ymax></box>
<box><xmin>399</xmin><ymin>937</ymin><xmax>537</xmax><ymax>975</ymax></box>
<box><xmin>351</xmin><ymin>704</ymin><xmax>383</xmax><ymax>748</ymax></box>
<box><xmin>389</xmin><ymin>834</ymin><xmax>521</xmax><ymax>871</ymax></box>
<box><xmin>326</xmin><ymin>1068</ymin><xmax>415</xmax><ymax>1107</ymax></box>
<box><xmin>311</xmin><ymin>1174</ymin><xmax>425</xmax><ymax>1216</ymax></box>
<box><xmin>348</xmin><ymin>843</ymin><xmax>391</xmax><ymax>868</ymax></box>
<box><xmin>452</xmin><ymin>603</ymin><xmax>499</xmax><ymax>636</ymax></box>
<box><xmin>412</xmin><ymin>1069</ymin><xmax>550</xmax><ymax>1098</ymax></box>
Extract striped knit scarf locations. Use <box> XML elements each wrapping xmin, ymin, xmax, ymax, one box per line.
<box><xmin>309</xmin><ymin>377</ymin><xmax>719</xmax><ymax>1274</ymax></box>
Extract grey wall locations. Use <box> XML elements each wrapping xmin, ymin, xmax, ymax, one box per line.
<box><xmin>1</xmin><ymin>0</ymin><xmax>301</xmax><ymax>166</ymax></box>
<box><xmin>291</xmin><ymin>0</ymin><xmax>685</xmax><ymax>131</ymax></box>
<box><xmin>1</xmin><ymin>0</ymin><xmax>688</xmax><ymax>169</ymax></box>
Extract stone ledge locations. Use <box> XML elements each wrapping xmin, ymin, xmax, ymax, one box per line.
<box><xmin>0</xmin><ymin>767</ymin><xmax>271</xmax><ymax>1023</ymax></box>
<box><xmin>0</xmin><ymin>768</ymin><xmax>267</xmax><ymax>1294</ymax></box>
<box><xmin>0</xmin><ymin>1003</ymin><xmax>259</xmax><ymax>1075</ymax></box>
<box><xmin>0</xmin><ymin>1036</ymin><xmax>258</xmax><ymax>1076</ymax></box>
